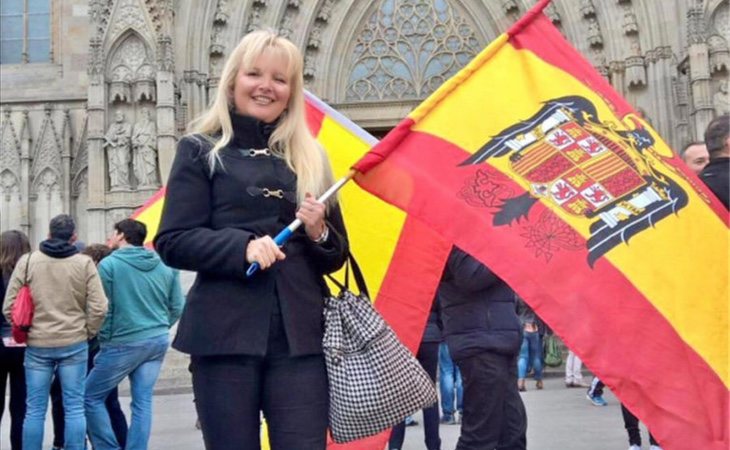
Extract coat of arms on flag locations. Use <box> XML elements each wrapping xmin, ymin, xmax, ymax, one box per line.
<box><xmin>461</xmin><ymin>96</ymin><xmax>689</xmax><ymax>265</ymax></box>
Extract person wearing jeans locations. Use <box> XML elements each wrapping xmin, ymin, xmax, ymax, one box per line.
<box><xmin>23</xmin><ymin>342</ymin><xmax>88</xmax><ymax>450</ymax></box>
<box><xmin>85</xmin><ymin>219</ymin><xmax>184</xmax><ymax>450</ymax></box>
<box><xmin>85</xmin><ymin>335</ymin><xmax>169</xmax><ymax>449</ymax></box>
<box><xmin>516</xmin><ymin>299</ymin><xmax>545</xmax><ymax>391</ymax></box>
<box><xmin>438</xmin><ymin>342</ymin><xmax>463</xmax><ymax>424</ymax></box>
<box><xmin>3</xmin><ymin>215</ymin><xmax>108</xmax><ymax>450</ymax></box>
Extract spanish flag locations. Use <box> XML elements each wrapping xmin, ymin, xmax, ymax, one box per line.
<box><xmin>353</xmin><ymin>1</ymin><xmax>729</xmax><ymax>449</ymax></box>
<box><xmin>133</xmin><ymin>92</ymin><xmax>450</xmax><ymax>448</ymax></box>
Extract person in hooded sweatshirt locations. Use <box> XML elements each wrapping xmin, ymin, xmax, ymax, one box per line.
<box><xmin>84</xmin><ymin>219</ymin><xmax>184</xmax><ymax>450</ymax></box>
<box><xmin>3</xmin><ymin>214</ymin><xmax>108</xmax><ymax>450</ymax></box>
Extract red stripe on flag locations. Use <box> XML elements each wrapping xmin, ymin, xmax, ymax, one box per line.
<box><xmin>305</xmin><ymin>99</ymin><xmax>326</xmax><ymax>137</ymax></box>
<box><xmin>356</xmin><ymin>130</ymin><xmax>728</xmax><ymax>449</ymax></box>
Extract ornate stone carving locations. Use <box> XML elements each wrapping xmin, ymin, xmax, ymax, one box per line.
<box><xmin>279</xmin><ymin>9</ymin><xmax>297</xmax><ymax>39</ymax></box>
<box><xmin>247</xmin><ymin>6</ymin><xmax>264</xmax><ymax>33</ymax></box>
<box><xmin>157</xmin><ymin>35</ymin><xmax>174</xmax><ymax>72</ymax></box>
<box><xmin>287</xmin><ymin>0</ymin><xmax>301</xmax><ymax>8</ymax></box>
<box><xmin>625</xmin><ymin>41</ymin><xmax>646</xmax><ymax>88</ymax></box>
<box><xmin>586</xmin><ymin>18</ymin><xmax>603</xmax><ymax>48</ymax></box>
<box><xmin>104</xmin><ymin>111</ymin><xmax>132</xmax><ymax>191</ymax></box>
<box><xmin>88</xmin><ymin>36</ymin><xmax>104</xmax><ymax>78</ymax></box>
<box><xmin>132</xmin><ymin>108</ymin><xmax>159</xmax><ymax>188</ymax></box>
<box><xmin>345</xmin><ymin>0</ymin><xmax>480</xmax><ymax>101</ymax></box>
<box><xmin>544</xmin><ymin>3</ymin><xmax>561</xmax><ymax>25</ymax></box>
<box><xmin>501</xmin><ymin>0</ymin><xmax>519</xmax><ymax>15</ymax></box>
<box><xmin>110</xmin><ymin>0</ymin><xmax>149</xmax><ymax>41</ymax></box>
<box><xmin>714</xmin><ymin>80</ymin><xmax>730</xmax><ymax>116</ymax></box>
<box><xmin>304</xmin><ymin>49</ymin><xmax>317</xmax><ymax>79</ymax></box>
<box><xmin>1</xmin><ymin>171</ymin><xmax>19</xmax><ymax>200</ymax></box>
<box><xmin>214</xmin><ymin>0</ymin><xmax>229</xmax><ymax>24</ymax></box>
<box><xmin>33</xmin><ymin>168</ymin><xmax>60</xmax><ymax>199</ymax></box>
<box><xmin>109</xmin><ymin>34</ymin><xmax>154</xmax><ymax>103</ymax></box>
<box><xmin>307</xmin><ymin>26</ymin><xmax>323</xmax><ymax>49</ymax></box>
<box><xmin>31</xmin><ymin>107</ymin><xmax>62</xmax><ymax>181</ymax></box>
<box><xmin>687</xmin><ymin>7</ymin><xmax>706</xmax><ymax>45</ymax></box>
<box><xmin>71</xmin><ymin>116</ymin><xmax>88</xmax><ymax>183</ymax></box>
<box><xmin>1</xmin><ymin>110</ymin><xmax>21</xmax><ymax>178</ymax></box>
<box><xmin>210</xmin><ymin>25</ymin><xmax>225</xmax><ymax>55</ymax></box>
<box><xmin>708</xmin><ymin>35</ymin><xmax>729</xmax><ymax>73</ymax></box>
<box><xmin>316</xmin><ymin>0</ymin><xmax>335</xmax><ymax>22</ymax></box>
<box><xmin>580</xmin><ymin>0</ymin><xmax>596</xmax><ymax>18</ymax></box>
<box><xmin>622</xmin><ymin>11</ymin><xmax>638</xmax><ymax>35</ymax></box>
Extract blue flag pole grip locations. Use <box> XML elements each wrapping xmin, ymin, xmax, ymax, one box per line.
<box><xmin>245</xmin><ymin>171</ymin><xmax>356</xmax><ymax>278</ymax></box>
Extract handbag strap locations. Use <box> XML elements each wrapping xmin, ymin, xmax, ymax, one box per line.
<box><xmin>325</xmin><ymin>252</ymin><xmax>370</xmax><ymax>299</ymax></box>
<box><xmin>23</xmin><ymin>252</ymin><xmax>31</xmax><ymax>285</ymax></box>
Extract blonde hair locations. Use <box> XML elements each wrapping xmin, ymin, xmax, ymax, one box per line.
<box><xmin>187</xmin><ymin>29</ymin><xmax>335</xmax><ymax>204</ymax></box>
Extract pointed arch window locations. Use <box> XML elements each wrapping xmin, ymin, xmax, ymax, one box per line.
<box><xmin>0</xmin><ymin>0</ymin><xmax>51</xmax><ymax>64</ymax></box>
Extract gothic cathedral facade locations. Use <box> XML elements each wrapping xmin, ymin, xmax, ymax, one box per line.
<box><xmin>1</xmin><ymin>0</ymin><xmax>728</xmax><ymax>244</ymax></box>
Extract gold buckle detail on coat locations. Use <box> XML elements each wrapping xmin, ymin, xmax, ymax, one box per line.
<box><xmin>261</xmin><ymin>188</ymin><xmax>284</xmax><ymax>198</ymax></box>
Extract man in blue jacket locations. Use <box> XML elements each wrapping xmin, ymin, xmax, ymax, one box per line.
<box><xmin>85</xmin><ymin>219</ymin><xmax>184</xmax><ymax>450</ymax></box>
<box><xmin>438</xmin><ymin>247</ymin><xmax>526</xmax><ymax>450</ymax></box>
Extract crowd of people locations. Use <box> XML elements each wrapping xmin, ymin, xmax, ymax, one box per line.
<box><xmin>1</xmin><ymin>26</ymin><xmax>727</xmax><ymax>450</ymax></box>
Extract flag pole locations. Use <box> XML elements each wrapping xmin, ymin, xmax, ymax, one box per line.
<box><xmin>246</xmin><ymin>169</ymin><xmax>358</xmax><ymax>277</ymax></box>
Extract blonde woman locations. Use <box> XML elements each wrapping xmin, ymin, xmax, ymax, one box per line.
<box><xmin>154</xmin><ymin>30</ymin><xmax>348</xmax><ymax>449</ymax></box>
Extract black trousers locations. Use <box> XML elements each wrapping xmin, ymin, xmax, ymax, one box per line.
<box><xmin>455</xmin><ymin>352</ymin><xmax>527</xmax><ymax>450</ymax></box>
<box><xmin>191</xmin><ymin>313</ymin><xmax>329</xmax><ymax>450</ymax></box>
<box><xmin>50</xmin><ymin>340</ymin><xmax>128</xmax><ymax>447</ymax></box>
<box><xmin>388</xmin><ymin>340</ymin><xmax>441</xmax><ymax>450</ymax></box>
<box><xmin>621</xmin><ymin>404</ymin><xmax>658</xmax><ymax>446</ymax></box>
<box><xmin>0</xmin><ymin>343</ymin><xmax>26</xmax><ymax>450</ymax></box>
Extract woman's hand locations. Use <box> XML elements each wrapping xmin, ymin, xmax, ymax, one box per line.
<box><xmin>246</xmin><ymin>236</ymin><xmax>286</xmax><ymax>270</ymax></box>
<box><xmin>296</xmin><ymin>192</ymin><xmax>327</xmax><ymax>241</ymax></box>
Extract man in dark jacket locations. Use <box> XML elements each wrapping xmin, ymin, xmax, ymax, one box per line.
<box><xmin>699</xmin><ymin>114</ymin><xmax>729</xmax><ymax>209</ymax></box>
<box><xmin>438</xmin><ymin>247</ymin><xmax>526</xmax><ymax>450</ymax></box>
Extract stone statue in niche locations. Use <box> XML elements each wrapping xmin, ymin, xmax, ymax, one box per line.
<box><xmin>132</xmin><ymin>107</ymin><xmax>159</xmax><ymax>188</ymax></box>
<box><xmin>104</xmin><ymin>111</ymin><xmax>132</xmax><ymax>190</ymax></box>
<box><xmin>714</xmin><ymin>79</ymin><xmax>730</xmax><ymax>116</ymax></box>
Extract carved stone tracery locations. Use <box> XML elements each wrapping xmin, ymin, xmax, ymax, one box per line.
<box><xmin>345</xmin><ymin>0</ymin><xmax>480</xmax><ymax>101</ymax></box>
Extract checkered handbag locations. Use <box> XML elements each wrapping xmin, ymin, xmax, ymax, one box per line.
<box><xmin>322</xmin><ymin>254</ymin><xmax>438</xmax><ymax>443</ymax></box>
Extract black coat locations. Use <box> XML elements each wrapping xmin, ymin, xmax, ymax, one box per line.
<box><xmin>437</xmin><ymin>247</ymin><xmax>521</xmax><ymax>361</ymax></box>
<box><xmin>700</xmin><ymin>157</ymin><xmax>730</xmax><ymax>209</ymax></box>
<box><xmin>154</xmin><ymin>113</ymin><xmax>348</xmax><ymax>357</ymax></box>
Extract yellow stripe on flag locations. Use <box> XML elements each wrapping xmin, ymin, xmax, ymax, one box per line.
<box><xmin>410</xmin><ymin>44</ymin><xmax>728</xmax><ymax>385</ymax></box>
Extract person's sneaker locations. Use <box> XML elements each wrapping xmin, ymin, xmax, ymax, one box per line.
<box><xmin>587</xmin><ymin>393</ymin><xmax>608</xmax><ymax>406</ymax></box>
<box><xmin>628</xmin><ymin>445</ymin><xmax>641</xmax><ymax>450</ymax></box>
<box><xmin>572</xmin><ymin>380</ymin><xmax>590</xmax><ymax>388</ymax></box>
<box><xmin>405</xmin><ymin>416</ymin><xmax>418</xmax><ymax>426</ymax></box>
<box><xmin>440</xmin><ymin>414</ymin><xmax>456</xmax><ymax>425</ymax></box>
<box><xmin>454</xmin><ymin>410</ymin><xmax>462</xmax><ymax>424</ymax></box>
<box><xmin>649</xmin><ymin>446</ymin><xmax>663</xmax><ymax>450</ymax></box>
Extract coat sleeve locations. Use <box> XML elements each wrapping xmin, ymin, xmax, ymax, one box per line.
<box><xmin>84</xmin><ymin>259</ymin><xmax>109</xmax><ymax>339</ymax></box>
<box><xmin>304</xmin><ymin>201</ymin><xmax>349</xmax><ymax>275</ymax></box>
<box><xmin>153</xmin><ymin>136</ymin><xmax>255</xmax><ymax>279</ymax></box>
<box><xmin>166</xmin><ymin>269</ymin><xmax>185</xmax><ymax>327</ymax></box>
<box><xmin>2</xmin><ymin>255</ymin><xmax>28</xmax><ymax>323</ymax></box>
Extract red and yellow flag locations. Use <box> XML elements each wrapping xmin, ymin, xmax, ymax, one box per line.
<box><xmin>354</xmin><ymin>1</ymin><xmax>729</xmax><ymax>449</ymax></box>
<box><xmin>132</xmin><ymin>92</ymin><xmax>450</xmax><ymax>448</ymax></box>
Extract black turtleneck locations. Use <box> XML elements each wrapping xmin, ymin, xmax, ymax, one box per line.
<box><xmin>39</xmin><ymin>238</ymin><xmax>79</xmax><ymax>258</ymax></box>
<box><xmin>229</xmin><ymin>112</ymin><xmax>279</xmax><ymax>150</ymax></box>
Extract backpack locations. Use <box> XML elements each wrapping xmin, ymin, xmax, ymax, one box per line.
<box><xmin>11</xmin><ymin>254</ymin><xmax>34</xmax><ymax>344</ymax></box>
<box><xmin>543</xmin><ymin>334</ymin><xmax>563</xmax><ymax>368</ymax></box>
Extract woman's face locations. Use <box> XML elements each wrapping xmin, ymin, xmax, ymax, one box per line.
<box><xmin>232</xmin><ymin>49</ymin><xmax>291</xmax><ymax>123</ymax></box>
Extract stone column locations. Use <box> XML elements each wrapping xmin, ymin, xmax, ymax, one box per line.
<box><xmin>687</xmin><ymin>7</ymin><xmax>714</xmax><ymax>138</ymax></box>
<box><xmin>61</xmin><ymin>110</ymin><xmax>72</xmax><ymax>213</ymax></box>
<box><xmin>157</xmin><ymin>35</ymin><xmax>176</xmax><ymax>183</ymax></box>
<box><xmin>19</xmin><ymin>111</ymin><xmax>31</xmax><ymax>236</ymax></box>
<box><xmin>86</xmin><ymin>36</ymin><xmax>108</xmax><ymax>244</ymax></box>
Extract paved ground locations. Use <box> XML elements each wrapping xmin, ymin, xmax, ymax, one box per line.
<box><xmin>2</xmin><ymin>377</ymin><xmax>653</xmax><ymax>449</ymax></box>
